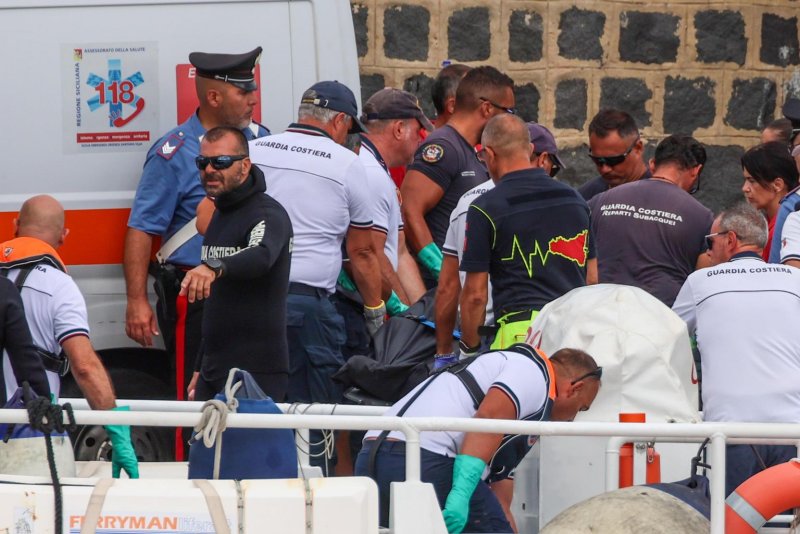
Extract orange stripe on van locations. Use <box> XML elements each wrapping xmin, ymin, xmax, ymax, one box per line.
<box><xmin>0</xmin><ymin>209</ymin><xmax>160</xmax><ymax>266</ymax></box>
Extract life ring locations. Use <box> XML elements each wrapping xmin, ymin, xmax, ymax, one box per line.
<box><xmin>725</xmin><ymin>458</ymin><xmax>800</xmax><ymax>533</ymax></box>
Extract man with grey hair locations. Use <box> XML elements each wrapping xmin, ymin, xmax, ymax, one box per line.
<box><xmin>672</xmin><ymin>202</ymin><xmax>800</xmax><ymax>495</ymax></box>
<box><xmin>248</xmin><ymin>81</ymin><xmax>383</xmax><ymax>473</ymax></box>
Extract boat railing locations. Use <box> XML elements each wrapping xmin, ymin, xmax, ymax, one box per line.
<box><xmin>1</xmin><ymin>399</ymin><xmax>798</xmax><ymax>534</ymax></box>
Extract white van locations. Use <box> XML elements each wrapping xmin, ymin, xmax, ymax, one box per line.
<box><xmin>0</xmin><ymin>0</ymin><xmax>361</xmax><ymax>460</ymax></box>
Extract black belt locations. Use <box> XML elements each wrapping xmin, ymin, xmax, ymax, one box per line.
<box><xmin>363</xmin><ymin>438</ymin><xmax>406</xmax><ymax>453</ymax></box>
<box><xmin>288</xmin><ymin>282</ymin><xmax>328</xmax><ymax>298</ymax></box>
<box><xmin>38</xmin><ymin>348</ymin><xmax>70</xmax><ymax>377</ymax></box>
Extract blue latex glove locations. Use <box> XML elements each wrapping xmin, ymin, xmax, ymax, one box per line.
<box><xmin>442</xmin><ymin>454</ymin><xmax>486</xmax><ymax>533</ymax></box>
<box><xmin>417</xmin><ymin>242</ymin><xmax>443</xmax><ymax>279</ymax></box>
<box><xmin>433</xmin><ymin>353</ymin><xmax>458</xmax><ymax>369</ymax></box>
<box><xmin>386</xmin><ymin>291</ymin><xmax>410</xmax><ymax>316</ymax></box>
<box><xmin>105</xmin><ymin>406</ymin><xmax>139</xmax><ymax>479</ymax></box>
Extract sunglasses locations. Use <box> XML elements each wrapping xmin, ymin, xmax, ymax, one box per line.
<box><xmin>704</xmin><ymin>230</ymin><xmax>731</xmax><ymax>249</ymax></box>
<box><xmin>533</xmin><ymin>152</ymin><xmax>561</xmax><ymax>178</ymax></box>
<box><xmin>479</xmin><ymin>97</ymin><xmax>516</xmax><ymax>115</ymax></box>
<box><xmin>195</xmin><ymin>154</ymin><xmax>248</xmax><ymax>171</ymax></box>
<box><xmin>570</xmin><ymin>366</ymin><xmax>603</xmax><ymax>385</ymax></box>
<box><xmin>588</xmin><ymin>137</ymin><xmax>639</xmax><ymax>167</ymax></box>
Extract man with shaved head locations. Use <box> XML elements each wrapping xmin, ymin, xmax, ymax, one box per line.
<box><xmin>0</xmin><ymin>195</ymin><xmax>138</xmax><ymax>478</ymax></box>
<box><xmin>459</xmin><ymin>115</ymin><xmax>595</xmax><ymax>354</ymax></box>
<box><xmin>124</xmin><ymin>49</ymin><xmax>270</xmax><ymax>425</ymax></box>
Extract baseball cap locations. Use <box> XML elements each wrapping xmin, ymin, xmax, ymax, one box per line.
<box><xmin>300</xmin><ymin>80</ymin><xmax>367</xmax><ymax>133</ymax></box>
<box><xmin>783</xmin><ymin>98</ymin><xmax>800</xmax><ymax>126</ymax></box>
<box><xmin>527</xmin><ymin>122</ymin><xmax>565</xmax><ymax>169</ymax></box>
<box><xmin>362</xmin><ymin>88</ymin><xmax>434</xmax><ymax>131</ymax></box>
<box><xmin>190</xmin><ymin>47</ymin><xmax>262</xmax><ymax>92</ymax></box>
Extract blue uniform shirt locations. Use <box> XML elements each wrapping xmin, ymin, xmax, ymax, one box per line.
<box><xmin>768</xmin><ymin>186</ymin><xmax>800</xmax><ymax>264</ymax></box>
<box><xmin>128</xmin><ymin>112</ymin><xmax>269</xmax><ymax>266</ymax></box>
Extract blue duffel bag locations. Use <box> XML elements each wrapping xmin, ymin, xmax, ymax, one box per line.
<box><xmin>188</xmin><ymin>368</ymin><xmax>297</xmax><ymax>480</ymax></box>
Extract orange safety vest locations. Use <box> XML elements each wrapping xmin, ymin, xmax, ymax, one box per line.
<box><xmin>0</xmin><ymin>237</ymin><xmax>67</xmax><ymax>273</ymax></box>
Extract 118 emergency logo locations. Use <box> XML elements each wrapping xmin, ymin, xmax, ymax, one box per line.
<box><xmin>86</xmin><ymin>58</ymin><xmax>146</xmax><ymax>128</ymax></box>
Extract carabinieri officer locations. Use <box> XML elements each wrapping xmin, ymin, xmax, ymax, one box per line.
<box><xmin>124</xmin><ymin>48</ymin><xmax>270</xmax><ymax>456</ymax></box>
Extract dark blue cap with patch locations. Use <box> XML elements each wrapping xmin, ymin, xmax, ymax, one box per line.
<box><xmin>190</xmin><ymin>47</ymin><xmax>262</xmax><ymax>92</ymax></box>
<box><xmin>301</xmin><ymin>80</ymin><xmax>367</xmax><ymax>133</ymax></box>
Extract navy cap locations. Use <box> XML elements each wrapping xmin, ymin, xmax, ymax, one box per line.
<box><xmin>190</xmin><ymin>47</ymin><xmax>262</xmax><ymax>92</ymax></box>
<box><xmin>362</xmin><ymin>88</ymin><xmax>434</xmax><ymax>131</ymax></box>
<box><xmin>783</xmin><ymin>98</ymin><xmax>800</xmax><ymax>127</ymax></box>
<box><xmin>527</xmin><ymin>122</ymin><xmax>565</xmax><ymax>169</ymax></box>
<box><xmin>301</xmin><ymin>80</ymin><xmax>367</xmax><ymax>133</ymax></box>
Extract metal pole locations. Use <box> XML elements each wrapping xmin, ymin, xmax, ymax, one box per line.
<box><xmin>709</xmin><ymin>433</ymin><xmax>727</xmax><ymax>534</ymax></box>
<box><xmin>404</xmin><ymin>426</ymin><xmax>421</xmax><ymax>482</ymax></box>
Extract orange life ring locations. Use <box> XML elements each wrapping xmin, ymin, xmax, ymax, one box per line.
<box><xmin>725</xmin><ymin>459</ymin><xmax>800</xmax><ymax>533</ymax></box>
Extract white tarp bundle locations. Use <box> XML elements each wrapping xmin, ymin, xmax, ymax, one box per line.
<box><xmin>526</xmin><ymin>284</ymin><xmax>700</xmax><ymax>423</ymax></box>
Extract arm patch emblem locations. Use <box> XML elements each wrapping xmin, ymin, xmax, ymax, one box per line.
<box><xmin>421</xmin><ymin>144</ymin><xmax>444</xmax><ymax>163</ymax></box>
<box><xmin>157</xmin><ymin>133</ymin><xmax>185</xmax><ymax>160</ymax></box>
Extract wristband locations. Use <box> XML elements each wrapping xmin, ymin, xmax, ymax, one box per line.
<box><xmin>459</xmin><ymin>339</ymin><xmax>481</xmax><ymax>357</ymax></box>
<box><xmin>364</xmin><ymin>300</ymin><xmax>386</xmax><ymax>311</ymax></box>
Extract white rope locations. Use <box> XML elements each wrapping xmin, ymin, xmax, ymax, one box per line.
<box><xmin>287</xmin><ymin>402</ymin><xmax>337</xmax><ymax>460</ymax></box>
<box><xmin>191</xmin><ymin>369</ymin><xmax>243</xmax><ymax>479</ymax></box>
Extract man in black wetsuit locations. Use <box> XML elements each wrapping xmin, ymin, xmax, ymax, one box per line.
<box><xmin>181</xmin><ymin>126</ymin><xmax>293</xmax><ymax>401</ymax></box>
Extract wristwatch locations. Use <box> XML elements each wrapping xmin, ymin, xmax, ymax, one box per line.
<box><xmin>202</xmin><ymin>258</ymin><xmax>225</xmax><ymax>279</ymax></box>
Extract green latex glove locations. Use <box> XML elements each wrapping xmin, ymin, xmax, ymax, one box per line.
<box><xmin>337</xmin><ymin>269</ymin><xmax>358</xmax><ymax>293</ymax></box>
<box><xmin>386</xmin><ymin>291</ymin><xmax>410</xmax><ymax>316</ymax></box>
<box><xmin>417</xmin><ymin>242</ymin><xmax>443</xmax><ymax>279</ymax></box>
<box><xmin>105</xmin><ymin>406</ymin><xmax>139</xmax><ymax>479</ymax></box>
<box><xmin>442</xmin><ymin>454</ymin><xmax>486</xmax><ymax>533</ymax></box>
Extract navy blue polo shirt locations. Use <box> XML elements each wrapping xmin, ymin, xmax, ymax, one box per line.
<box><xmin>461</xmin><ymin>168</ymin><xmax>595</xmax><ymax>316</ymax></box>
<box><xmin>407</xmin><ymin>125</ymin><xmax>489</xmax><ymax>249</ymax></box>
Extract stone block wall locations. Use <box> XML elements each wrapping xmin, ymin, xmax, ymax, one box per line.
<box><xmin>351</xmin><ymin>0</ymin><xmax>800</xmax><ymax>212</ymax></box>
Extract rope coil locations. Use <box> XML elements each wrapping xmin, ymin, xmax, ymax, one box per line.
<box><xmin>191</xmin><ymin>369</ymin><xmax>242</xmax><ymax>479</ymax></box>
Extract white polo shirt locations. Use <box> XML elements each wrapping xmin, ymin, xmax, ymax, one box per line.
<box><xmin>672</xmin><ymin>252</ymin><xmax>800</xmax><ymax>423</ymax></box>
<box><xmin>442</xmin><ymin>179</ymin><xmax>495</xmax><ymax>323</ymax></box>
<box><xmin>359</xmin><ymin>138</ymin><xmax>402</xmax><ymax>269</ymax></box>
<box><xmin>779</xmin><ymin>210</ymin><xmax>800</xmax><ymax>264</ymax></box>
<box><xmin>365</xmin><ymin>349</ymin><xmax>550</xmax><ymax>457</ymax></box>
<box><xmin>2</xmin><ymin>264</ymin><xmax>90</xmax><ymax>399</ymax></box>
<box><xmin>250</xmin><ymin>124</ymin><xmax>373</xmax><ymax>293</ymax></box>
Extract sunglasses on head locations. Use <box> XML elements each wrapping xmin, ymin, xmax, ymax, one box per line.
<box><xmin>195</xmin><ymin>154</ymin><xmax>248</xmax><ymax>171</ymax></box>
<box><xmin>570</xmin><ymin>366</ymin><xmax>603</xmax><ymax>385</ymax></box>
<box><xmin>588</xmin><ymin>137</ymin><xmax>639</xmax><ymax>168</ymax></box>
